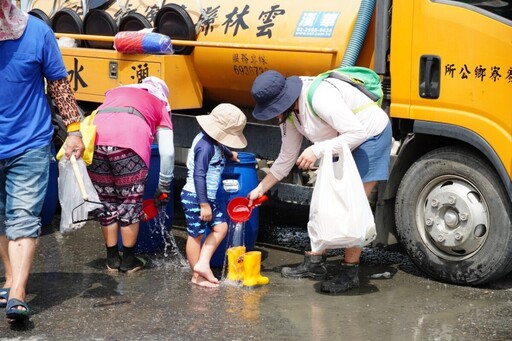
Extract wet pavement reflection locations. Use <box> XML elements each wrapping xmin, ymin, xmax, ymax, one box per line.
<box><xmin>0</xmin><ymin>211</ymin><xmax>511</xmax><ymax>340</ymax></box>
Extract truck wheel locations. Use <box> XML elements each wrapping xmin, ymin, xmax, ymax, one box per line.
<box><xmin>52</xmin><ymin>113</ymin><xmax>68</xmax><ymax>151</ymax></box>
<box><xmin>395</xmin><ymin>145</ymin><xmax>512</xmax><ymax>285</ymax></box>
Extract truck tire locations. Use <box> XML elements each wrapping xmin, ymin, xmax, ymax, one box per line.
<box><xmin>52</xmin><ymin>113</ymin><xmax>68</xmax><ymax>152</ymax></box>
<box><xmin>395</xmin><ymin>145</ymin><xmax>512</xmax><ymax>285</ymax></box>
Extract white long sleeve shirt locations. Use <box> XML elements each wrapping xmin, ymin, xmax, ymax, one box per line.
<box><xmin>269</xmin><ymin>76</ymin><xmax>390</xmax><ymax>181</ymax></box>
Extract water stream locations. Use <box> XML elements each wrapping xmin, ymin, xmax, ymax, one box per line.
<box><xmin>152</xmin><ymin>211</ymin><xmax>189</xmax><ymax>269</ymax></box>
<box><xmin>232</xmin><ymin>221</ymin><xmax>245</xmax><ymax>248</ymax></box>
<box><xmin>220</xmin><ymin>221</ymin><xmax>246</xmax><ymax>285</ymax></box>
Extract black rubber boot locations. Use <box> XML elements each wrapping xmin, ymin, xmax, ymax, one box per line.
<box><xmin>106</xmin><ymin>245</ymin><xmax>121</xmax><ymax>272</ymax></box>
<box><xmin>119</xmin><ymin>246</ymin><xmax>146</xmax><ymax>274</ymax></box>
<box><xmin>281</xmin><ymin>254</ymin><xmax>327</xmax><ymax>279</ymax></box>
<box><xmin>320</xmin><ymin>263</ymin><xmax>360</xmax><ymax>293</ymax></box>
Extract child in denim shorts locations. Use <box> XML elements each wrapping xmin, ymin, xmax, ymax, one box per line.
<box><xmin>181</xmin><ymin>103</ymin><xmax>247</xmax><ymax>288</ymax></box>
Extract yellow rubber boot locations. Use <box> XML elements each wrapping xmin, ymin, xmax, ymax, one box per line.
<box><xmin>227</xmin><ymin>246</ymin><xmax>246</xmax><ymax>282</ymax></box>
<box><xmin>243</xmin><ymin>251</ymin><xmax>269</xmax><ymax>287</ymax></box>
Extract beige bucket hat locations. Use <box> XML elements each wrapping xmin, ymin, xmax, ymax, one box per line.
<box><xmin>196</xmin><ymin>103</ymin><xmax>248</xmax><ymax>149</ymax></box>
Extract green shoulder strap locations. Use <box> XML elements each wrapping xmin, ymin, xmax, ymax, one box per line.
<box><xmin>306</xmin><ymin>67</ymin><xmax>382</xmax><ymax>118</ymax></box>
<box><xmin>306</xmin><ymin>72</ymin><xmax>331</xmax><ymax>117</ymax></box>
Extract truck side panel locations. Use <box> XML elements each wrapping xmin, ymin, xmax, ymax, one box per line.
<box><xmin>60</xmin><ymin>48</ymin><xmax>203</xmax><ymax>110</ymax></box>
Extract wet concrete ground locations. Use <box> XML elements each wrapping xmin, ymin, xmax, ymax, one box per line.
<box><xmin>1</xmin><ymin>212</ymin><xmax>512</xmax><ymax>340</ymax></box>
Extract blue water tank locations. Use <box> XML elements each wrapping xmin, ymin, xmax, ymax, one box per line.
<box><xmin>209</xmin><ymin>152</ymin><xmax>260</xmax><ymax>267</ymax></box>
<box><xmin>41</xmin><ymin>144</ymin><xmax>58</xmax><ymax>226</ymax></box>
<box><xmin>118</xmin><ymin>144</ymin><xmax>174</xmax><ymax>253</ymax></box>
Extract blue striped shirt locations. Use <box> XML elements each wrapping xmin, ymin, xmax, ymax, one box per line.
<box><xmin>182</xmin><ymin>132</ymin><xmax>233</xmax><ymax>203</ymax></box>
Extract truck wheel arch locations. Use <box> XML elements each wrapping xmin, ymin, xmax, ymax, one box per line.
<box><xmin>413</xmin><ymin>120</ymin><xmax>512</xmax><ymax>201</ymax></box>
<box><xmin>388</xmin><ymin>120</ymin><xmax>512</xmax><ymax>204</ymax></box>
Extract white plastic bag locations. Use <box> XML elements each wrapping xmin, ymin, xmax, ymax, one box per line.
<box><xmin>58</xmin><ymin>156</ymin><xmax>101</xmax><ymax>234</ymax></box>
<box><xmin>308</xmin><ymin>140</ymin><xmax>376</xmax><ymax>252</ymax></box>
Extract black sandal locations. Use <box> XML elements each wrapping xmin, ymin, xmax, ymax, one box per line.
<box><xmin>0</xmin><ymin>288</ymin><xmax>10</xmax><ymax>308</ymax></box>
<box><xmin>6</xmin><ymin>298</ymin><xmax>31</xmax><ymax>321</ymax></box>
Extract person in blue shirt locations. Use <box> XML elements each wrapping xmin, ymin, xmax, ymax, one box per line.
<box><xmin>181</xmin><ymin>103</ymin><xmax>247</xmax><ymax>288</ymax></box>
<box><xmin>0</xmin><ymin>0</ymin><xmax>84</xmax><ymax>321</ymax></box>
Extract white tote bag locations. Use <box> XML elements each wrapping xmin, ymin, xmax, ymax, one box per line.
<box><xmin>308</xmin><ymin>140</ymin><xmax>376</xmax><ymax>252</ymax></box>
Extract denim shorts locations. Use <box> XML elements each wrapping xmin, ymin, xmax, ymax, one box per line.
<box><xmin>180</xmin><ymin>190</ymin><xmax>227</xmax><ymax>238</ymax></box>
<box><xmin>352</xmin><ymin>121</ymin><xmax>392</xmax><ymax>182</ymax></box>
<box><xmin>0</xmin><ymin>144</ymin><xmax>51</xmax><ymax>240</ymax></box>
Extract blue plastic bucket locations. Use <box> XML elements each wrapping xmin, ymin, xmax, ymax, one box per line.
<box><xmin>41</xmin><ymin>144</ymin><xmax>58</xmax><ymax>226</ymax></box>
<box><xmin>118</xmin><ymin>144</ymin><xmax>173</xmax><ymax>253</ymax></box>
<box><xmin>209</xmin><ymin>152</ymin><xmax>260</xmax><ymax>267</ymax></box>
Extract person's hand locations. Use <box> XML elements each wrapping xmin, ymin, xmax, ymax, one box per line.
<box><xmin>296</xmin><ymin>146</ymin><xmax>318</xmax><ymax>170</ymax></box>
<box><xmin>230</xmin><ymin>151</ymin><xmax>240</xmax><ymax>163</ymax></box>
<box><xmin>248</xmin><ymin>184</ymin><xmax>264</xmax><ymax>206</ymax></box>
<box><xmin>200</xmin><ymin>203</ymin><xmax>212</xmax><ymax>221</ymax></box>
<box><xmin>64</xmin><ymin>135</ymin><xmax>85</xmax><ymax>160</ymax></box>
<box><xmin>154</xmin><ymin>187</ymin><xmax>170</xmax><ymax>207</ymax></box>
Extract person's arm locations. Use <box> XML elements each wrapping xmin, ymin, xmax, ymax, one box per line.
<box><xmin>193</xmin><ymin>146</ymin><xmax>214</xmax><ymax>205</ymax></box>
<box><xmin>248</xmin><ymin>172</ymin><xmax>279</xmax><ymax>203</ymax></box>
<box><xmin>249</xmin><ymin>118</ymin><xmax>303</xmax><ymax>202</ymax></box>
<box><xmin>220</xmin><ymin>144</ymin><xmax>232</xmax><ymax>159</ymax></box>
<box><xmin>47</xmin><ymin>78</ymin><xmax>85</xmax><ymax>159</ymax></box>
<box><xmin>220</xmin><ymin>144</ymin><xmax>240</xmax><ymax>163</ymax></box>
<box><xmin>154</xmin><ymin>127</ymin><xmax>174</xmax><ymax>206</ymax></box>
<box><xmin>193</xmin><ymin>142</ymin><xmax>215</xmax><ymax>221</ymax></box>
<box><xmin>43</xmin><ymin>28</ymin><xmax>84</xmax><ymax>159</ymax></box>
<box><xmin>268</xmin><ymin>118</ymin><xmax>304</xmax><ymax>180</ymax></box>
<box><xmin>310</xmin><ymin>82</ymin><xmax>368</xmax><ymax>159</ymax></box>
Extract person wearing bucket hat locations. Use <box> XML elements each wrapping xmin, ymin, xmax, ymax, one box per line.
<box><xmin>252</xmin><ymin>70</ymin><xmax>303</xmax><ymax>121</ymax></box>
<box><xmin>181</xmin><ymin>103</ymin><xmax>247</xmax><ymax>288</ymax></box>
<box><xmin>86</xmin><ymin>76</ymin><xmax>175</xmax><ymax>274</ymax></box>
<box><xmin>248</xmin><ymin>70</ymin><xmax>392</xmax><ymax>294</ymax></box>
<box><xmin>0</xmin><ymin>0</ymin><xmax>85</xmax><ymax>322</ymax></box>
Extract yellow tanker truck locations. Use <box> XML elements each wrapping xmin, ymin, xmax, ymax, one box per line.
<box><xmin>31</xmin><ymin>0</ymin><xmax>512</xmax><ymax>286</ymax></box>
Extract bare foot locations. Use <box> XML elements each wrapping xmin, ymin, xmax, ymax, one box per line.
<box><xmin>193</xmin><ymin>262</ymin><xmax>219</xmax><ymax>284</ymax></box>
<box><xmin>191</xmin><ymin>274</ymin><xmax>219</xmax><ymax>288</ymax></box>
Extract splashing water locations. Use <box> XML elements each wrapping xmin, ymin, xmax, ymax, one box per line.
<box><xmin>220</xmin><ymin>221</ymin><xmax>246</xmax><ymax>283</ymax></box>
<box><xmin>151</xmin><ymin>210</ymin><xmax>189</xmax><ymax>270</ymax></box>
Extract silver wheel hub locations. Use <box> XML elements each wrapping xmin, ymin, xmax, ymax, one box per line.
<box><xmin>418</xmin><ymin>176</ymin><xmax>489</xmax><ymax>260</ymax></box>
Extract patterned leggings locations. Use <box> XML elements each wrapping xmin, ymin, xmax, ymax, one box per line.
<box><xmin>88</xmin><ymin>146</ymin><xmax>148</xmax><ymax>227</ymax></box>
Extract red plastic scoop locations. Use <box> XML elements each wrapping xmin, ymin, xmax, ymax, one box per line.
<box><xmin>142</xmin><ymin>193</ymin><xmax>168</xmax><ymax>222</ymax></box>
<box><xmin>227</xmin><ymin>195</ymin><xmax>268</xmax><ymax>223</ymax></box>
